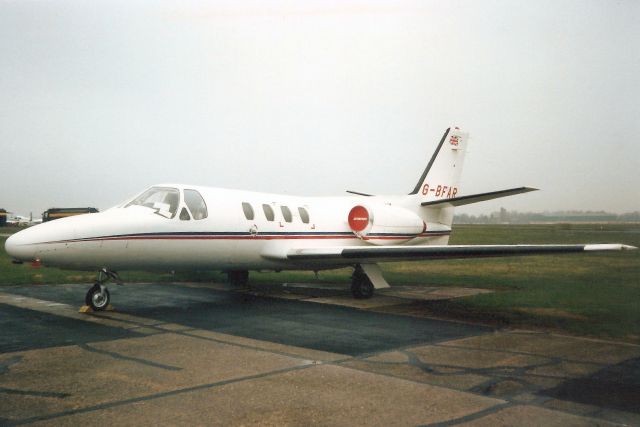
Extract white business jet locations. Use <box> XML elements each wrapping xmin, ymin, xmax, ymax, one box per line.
<box><xmin>5</xmin><ymin>127</ymin><xmax>635</xmax><ymax>311</ymax></box>
<box><xmin>7</xmin><ymin>212</ymin><xmax>42</xmax><ymax>227</ymax></box>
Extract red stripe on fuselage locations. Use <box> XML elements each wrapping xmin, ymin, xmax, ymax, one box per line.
<box><xmin>37</xmin><ymin>231</ymin><xmax>451</xmax><ymax>245</ymax></box>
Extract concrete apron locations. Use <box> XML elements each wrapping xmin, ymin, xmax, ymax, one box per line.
<box><xmin>0</xmin><ymin>284</ymin><xmax>639</xmax><ymax>426</ymax></box>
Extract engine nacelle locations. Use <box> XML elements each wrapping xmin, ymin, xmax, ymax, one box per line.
<box><xmin>347</xmin><ymin>205</ymin><xmax>425</xmax><ymax>245</ymax></box>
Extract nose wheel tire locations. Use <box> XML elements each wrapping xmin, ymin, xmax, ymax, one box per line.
<box><xmin>85</xmin><ymin>284</ymin><xmax>110</xmax><ymax>311</ymax></box>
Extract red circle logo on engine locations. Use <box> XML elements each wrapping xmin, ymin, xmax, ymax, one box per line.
<box><xmin>348</xmin><ymin>205</ymin><xmax>370</xmax><ymax>232</ymax></box>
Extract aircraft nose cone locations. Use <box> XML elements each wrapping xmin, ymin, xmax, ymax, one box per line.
<box><xmin>4</xmin><ymin>231</ymin><xmax>37</xmax><ymax>261</ymax></box>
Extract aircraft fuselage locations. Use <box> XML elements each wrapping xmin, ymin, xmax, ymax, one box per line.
<box><xmin>5</xmin><ymin>185</ymin><xmax>450</xmax><ymax>272</ymax></box>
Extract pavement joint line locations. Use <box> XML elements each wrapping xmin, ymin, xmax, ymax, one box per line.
<box><xmin>176</xmin><ymin>329</ymin><xmax>344</xmax><ymax>363</ymax></box>
<box><xmin>5</xmin><ymin>363</ymin><xmax>316</xmax><ymax>426</ymax></box>
<box><xmin>0</xmin><ymin>387</ymin><xmax>71</xmax><ymax>399</ymax></box>
<box><xmin>354</xmin><ymin>328</ymin><xmax>478</xmax><ymax>360</ymax></box>
<box><xmin>420</xmin><ymin>402</ymin><xmax>516</xmax><ymax>427</ymax></box>
<box><xmin>77</xmin><ymin>343</ymin><xmax>183</xmax><ymax>372</ymax></box>
<box><xmin>542</xmin><ymin>331</ymin><xmax>640</xmax><ymax>348</ymax></box>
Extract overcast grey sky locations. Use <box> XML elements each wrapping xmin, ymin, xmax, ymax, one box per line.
<box><xmin>1</xmin><ymin>0</ymin><xmax>639</xmax><ymax>216</ymax></box>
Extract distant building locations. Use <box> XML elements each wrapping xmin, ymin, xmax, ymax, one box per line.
<box><xmin>42</xmin><ymin>207</ymin><xmax>99</xmax><ymax>222</ymax></box>
<box><xmin>0</xmin><ymin>209</ymin><xmax>6</xmax><ymax>227</ymax></box>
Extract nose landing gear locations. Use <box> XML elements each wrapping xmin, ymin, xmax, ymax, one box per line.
<box><xmin>86</xmin><ymin>284</ymin><xmax>110</xmax><ymax>311</ymax></box>
<box><xmin>84</xmin><ymin>268</ymin><xmax>122</xmax><ymax>312</ymax></box>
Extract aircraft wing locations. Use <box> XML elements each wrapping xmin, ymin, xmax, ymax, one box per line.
<box><xmin>285</xmin><ymin>244</ymin><xmax>636</xmax><ymax>263</ymax></box>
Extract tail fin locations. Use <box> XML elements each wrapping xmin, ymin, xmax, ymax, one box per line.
<box><xmin>409</xmin><ymin>127</ymin><xmax>469</xmax><ymax>203</ymax></box>
<box><xmin>409</xmin><ymin>128</ymin><xmax>535</xmax><ymax>231</ymax></box>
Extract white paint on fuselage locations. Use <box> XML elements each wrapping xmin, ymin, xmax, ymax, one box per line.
<box><xmin>5</xmin><ymin>184</ymin><xmax>451</xmax><ymax>272</ymax></box>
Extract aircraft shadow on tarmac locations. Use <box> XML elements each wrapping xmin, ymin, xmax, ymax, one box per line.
<box><xmin>1</xmin><ymin>283</ymin><xmax>490</xmax><ymax>356</ymax></box>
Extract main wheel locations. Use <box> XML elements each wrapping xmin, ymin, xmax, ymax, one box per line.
<box><xmin>85</xmin><ymin>284</ymin><xmax>110</xmax><ymax>311</ymax></box>
<box><xmin>351</xmin><ymin>268</ymin><xmax>375</xmax><ymax>299</ymax></box>
<box><xmin>351</xmin><ymin>280</ymin><xmax>374</xmax><ymax>299</ymax></box>
<box><xmin>227</xmin><ymin>270</ymin><xmax>249</xmax><ymax>287</ymax></box>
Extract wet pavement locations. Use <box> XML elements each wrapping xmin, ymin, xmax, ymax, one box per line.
<box><xmin>0</xmin><ymin>282</ymin><xmax>638</xmax><ymax>426</ymax></box>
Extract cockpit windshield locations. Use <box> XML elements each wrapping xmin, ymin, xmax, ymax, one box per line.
<box><xmin>125</xmin><ymin>187</ymin><xmax>180</xmax><ymax>218</ymax></box>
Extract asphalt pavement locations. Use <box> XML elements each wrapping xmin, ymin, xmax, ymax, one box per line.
<box><xmin>0</xmin><ymin>282</ymin><xmax>638</xmax><ymax>426</ymax></box>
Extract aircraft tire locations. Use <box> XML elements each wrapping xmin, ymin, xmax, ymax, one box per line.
<box><xmin>351</xmin><ymin>280</ymin><xmax>374</xmax><ymax>299</ymax></box>
<box><xmin>86</xmin><ymin>285</ymin><xmax>110</xmax><ymax>311</ymax></box>
<box><xmin>350</xmin><ymin>272</ymin><xmax>374</xmax><ymax>299</ymax></box>
<box><xmin>351</xmin><ymin>265</ymin><xmax>374</xmax><ymax>299</ymax></box>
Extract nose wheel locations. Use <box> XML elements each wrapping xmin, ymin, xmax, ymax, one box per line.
<box><xmin>84</xmin><ymin>268</ymin><xmax>121</xmax><ymax>312</ymax></box>
<box><xmin>85</xmin><ymin>284</ymin><xmax>110</xmax><ymax>311</ymax></box>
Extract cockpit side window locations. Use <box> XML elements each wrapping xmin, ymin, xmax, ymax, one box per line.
<box><xmin>184</xmin><ymin>190</ymin><xmax>208</xmax><ymax>220</ymax></box>
<box><xmin>125</xmin><ymin>187</ymin><xmax>180</xmax><ymax>218</ymax></box>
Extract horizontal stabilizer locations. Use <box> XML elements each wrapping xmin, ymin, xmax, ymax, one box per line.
<box><xmin>421</xmin><ymin>187</ymin><xmax>537</xmax><ymax>207</ymax></box>
<box><xmin>346</xmin><ymin>190</ymin><xmax>374</xmax><ymax>197</ymax></box>
<box><xmin>287</xmin><ymin>244</ymin><xmax>636</xmax><ymax>263</ymax></box>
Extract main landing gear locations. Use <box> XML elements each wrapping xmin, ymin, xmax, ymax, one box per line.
<box><xmin>85</xmin><ymin>268</ymin><xmax>122</xmax><ymax>311</ymax></box>
<box><xmin>351</xmin><ymin>265</ymin><xmax>375</xmax><ymax>299</ymax></box>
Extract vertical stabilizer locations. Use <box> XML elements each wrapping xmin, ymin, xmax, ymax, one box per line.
<box><xmin>410</xmin><ymin>127</ymin><xmax>469</xmax><ymax>203</ymax></box>
<box><xmin>409</xmin><ymin>127</ymin><xmax>469</xmax><ymax>230</ymax></box>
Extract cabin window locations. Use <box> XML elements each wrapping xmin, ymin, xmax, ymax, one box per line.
<box><xmin>281</xmin><ymin>206</ymin><xmax>293</xmax><ymax>223</ymax></box>
<box><xmin>179</xmin><ymin>207</ymin><xmax>191</xmax><ymax>221</ymax></box>
<box><xmin>242</xmin><ymin>202</ymin><xmax>255</xmax><ymax>220</ymax></box>
<box><xmin>298</xmin><ymin>207</ymin><xmax>310</xmax><ymax>224</ymax></box>
<box><xmin>184</xmin><ymin>189</ymin><xmax>208</xmax><ymax>220</ymax></box>
<box><xmin>262</xmin><ymin>204</ymin><xmax>275</xmax><ymax>221</ymax></box>
<box><xmin>125</xmin><ymin>186</ymin><xmax>180</xmax><ymax>219</ymax></box>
